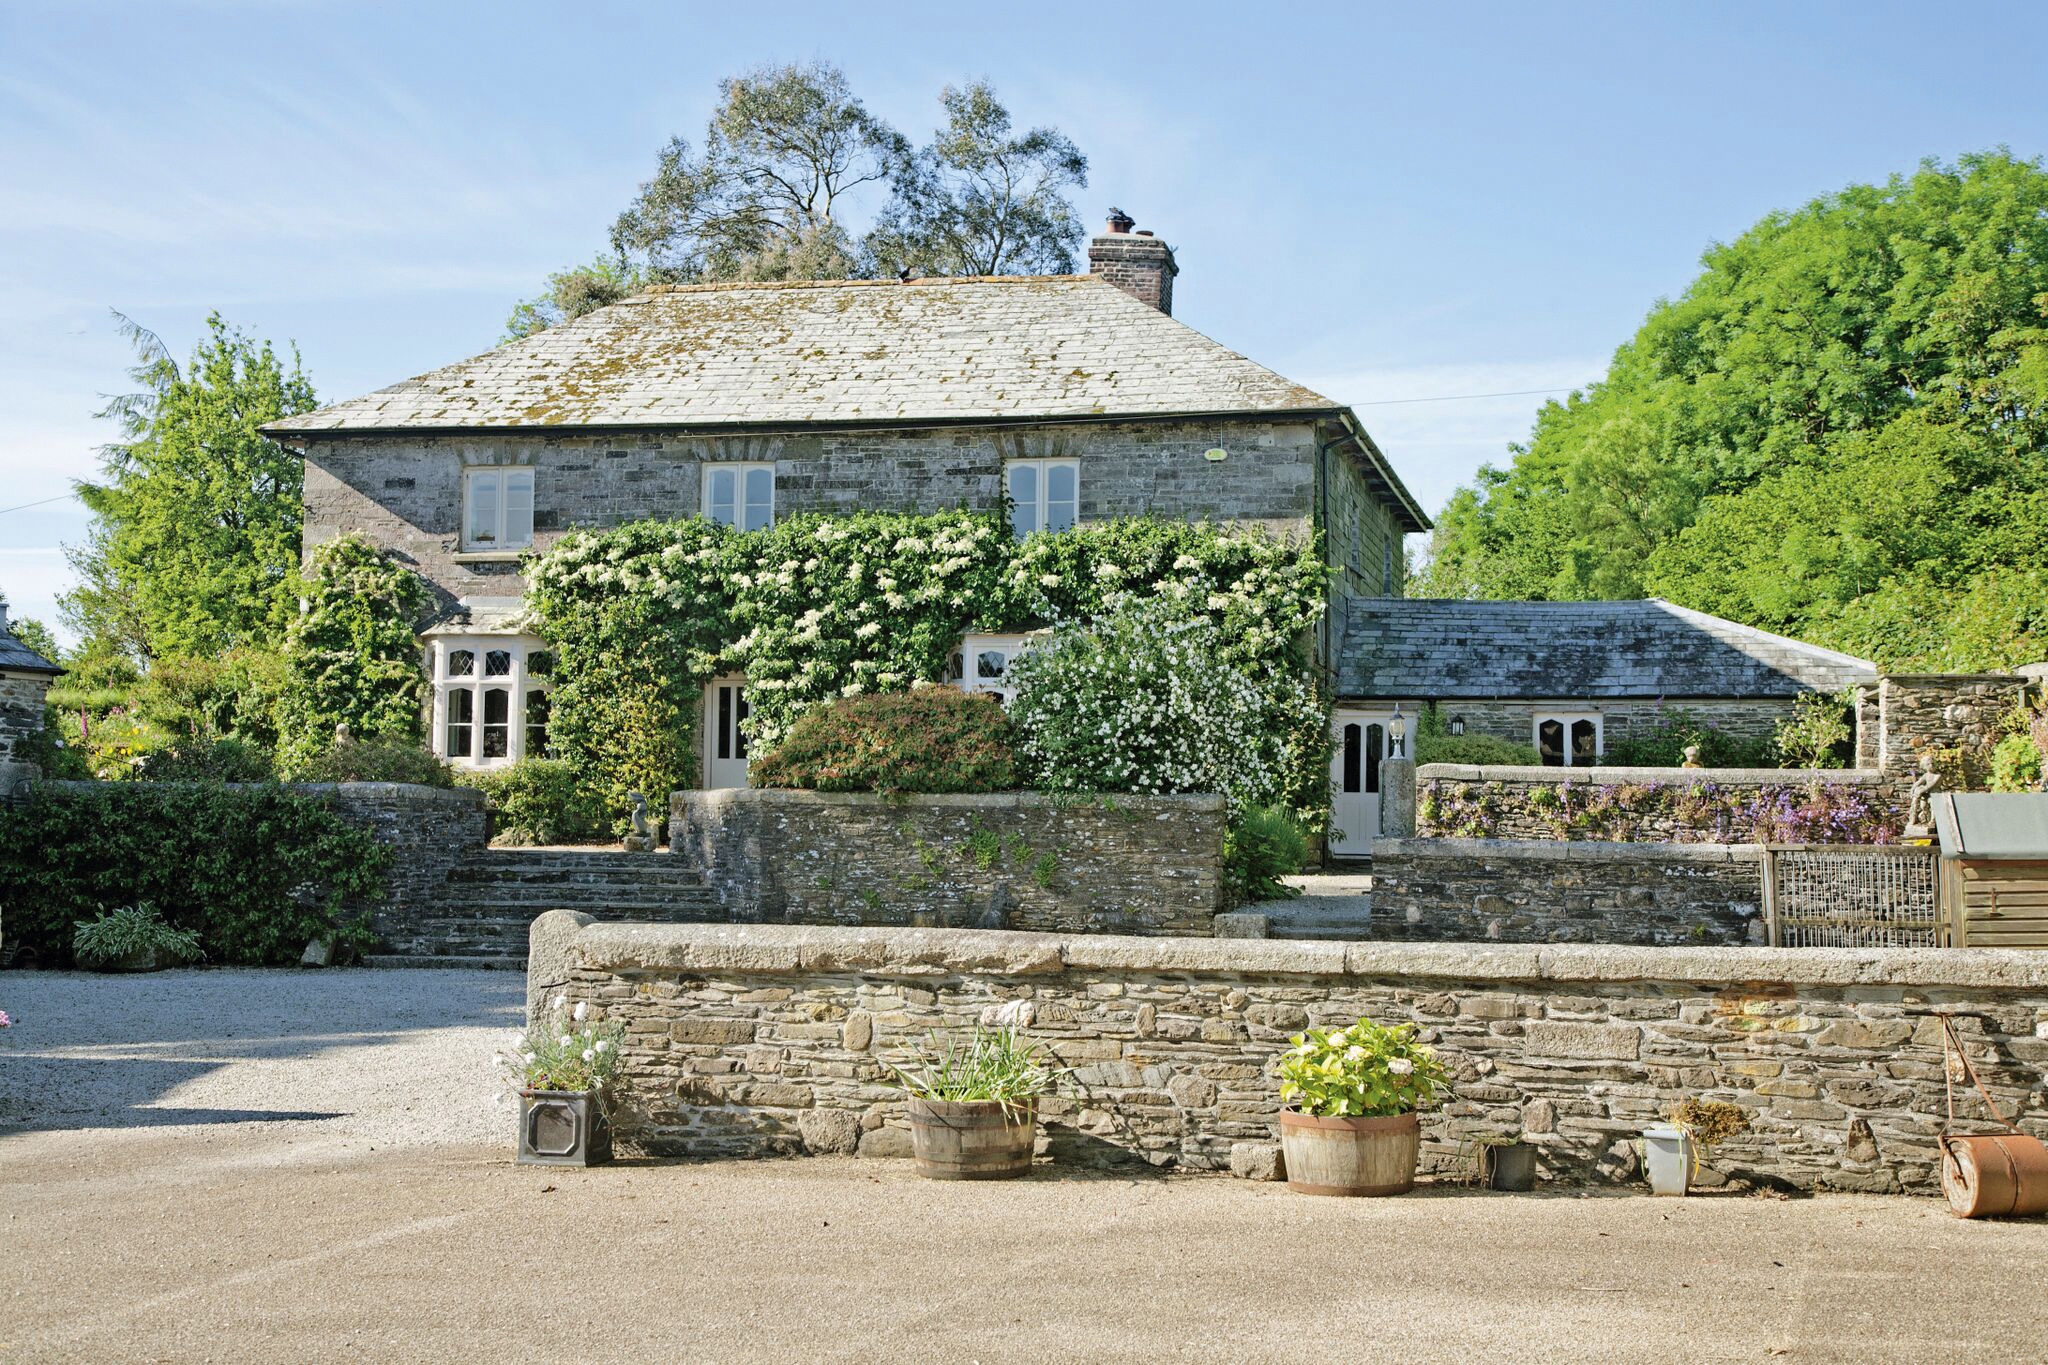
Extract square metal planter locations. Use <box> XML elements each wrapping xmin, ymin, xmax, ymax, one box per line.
<box><xmin>517</xmin><ymin>1090</ymin><xmax>612</xmax><ymax>1166</ymax></box>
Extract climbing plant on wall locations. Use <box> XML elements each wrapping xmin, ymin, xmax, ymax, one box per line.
<box><xmin>274</xmin><ymin>533</ymin><xmax>434</xmax><ymax>772</ymax></box>
<box><xmin>524</xmin><ymin>511</ymin><xmax>1328</xmax><ymax>821</ymax></box>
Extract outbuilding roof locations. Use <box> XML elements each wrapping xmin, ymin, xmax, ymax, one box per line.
<box><xmin>1933</xmin><ymin>793</ymin><xmax>2048</xmax><ymax>862</ymax></box>
<box><xmin>1337</xmin><ymin>597</ymin><xmax>1876</xmax><ymax>700</ymax></box>
<box><xmin>268</xmin><ymin>274</ymin><xmax>1339</xmax><ymax>434</ymax></box>
<box><xmin>0</xmin><ymin>612</ymin><xmax>61</xmax><ymax>675</ymax></box>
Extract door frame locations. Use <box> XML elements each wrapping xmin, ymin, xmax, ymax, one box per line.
<box><xmin>1329</xmin><ymin>707</ymin><xmax>1402</xmax><ymax>860</ymax></box>
<box><xmin>701</xmin><ymin>676</ymin><xmax>752</xmax><ymax>789</ymax></box>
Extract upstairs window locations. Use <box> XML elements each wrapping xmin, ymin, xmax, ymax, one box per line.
<box><xmin>464</xmin><ymin>468</ymin><xmax>534</xmax><ymax>550</ymax></box>
<box><xmin>1005</xmin><ymin>459</ymin><xmax>1078</xmax><ymax>538</ymax></box>
<box><xmin>704</xmin><ymin>463</ymin><xmax>775</xmax><ymax>530</ymax></box>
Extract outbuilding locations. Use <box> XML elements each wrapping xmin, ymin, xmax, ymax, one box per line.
<box><xmin>1932</xmin><ymin>792</ymin><xmax>2048</xmax><ymax>949</ymax></box>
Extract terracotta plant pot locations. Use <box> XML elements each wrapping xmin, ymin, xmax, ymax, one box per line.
<box><xmin>1279</xmin><ymin>1110</ymin><xmax>1420</xmax><ymax>1196</ymax></box>
<box><xmin>906</xmin><ymin>1096</ymin><xmax>1036</xmax><ymax>1180</ymax></box>
<box><xmin>517</xmin><ymin>1089</ymin><xmax>612</xmax><ymax>1167</ymax></box>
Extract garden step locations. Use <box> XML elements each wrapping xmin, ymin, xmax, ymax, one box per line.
<box><xmin>364</xmin><ymin>953</ymin><xmax>527</xmax><ymax>971</ymax></box>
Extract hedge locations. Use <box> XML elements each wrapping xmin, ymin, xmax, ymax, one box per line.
<box><xmin>0</xmin><ymin>782</ymin><xmax>390</xmax><ymax>966</ymax></box>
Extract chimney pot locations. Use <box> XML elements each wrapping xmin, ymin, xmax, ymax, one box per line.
<box><xmin>1105</xmin><ymin>208</ymin><xmax>1134</xmax><ymax>234</ymax></box>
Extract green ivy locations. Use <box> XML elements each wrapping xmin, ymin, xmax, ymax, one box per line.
<box><xmin>0</xmin><ymin>782</ymin><xmax>390</xmax><ymax>965</ymax></box>
<box><xmin>276</xmin><ymin>535</ymin><xmax>434</xmax><ymax>772</ymax></box>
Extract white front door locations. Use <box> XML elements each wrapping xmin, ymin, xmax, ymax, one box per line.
<box><xmin>704</xmin><ymin>678</ymin><xmax>751</xmax><ymax>789</ymax></box>
<box><xmin>1330</xmin><ymin>712</ymin><xmax>1392</xmax><ymax>858</ymax></box>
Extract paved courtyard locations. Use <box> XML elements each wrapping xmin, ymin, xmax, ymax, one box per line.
<box><xmin>4</xmin><ymin>967</ymin><xmax>2045</xmax><ymax>1363</ymax></box>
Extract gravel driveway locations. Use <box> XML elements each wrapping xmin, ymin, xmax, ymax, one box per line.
<box><xmin>0</xmin><ymin>966</ymin><xmax>523</xmax><ymax>1161</ymax></box>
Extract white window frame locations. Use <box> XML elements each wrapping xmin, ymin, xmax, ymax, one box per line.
<box><xmin>949</xmin><ymin>633</ymin><xmax>1034</xmax><ymax>706</ymax></box>
<box><xmin>431</xmin><ymin>635</ymin><xmax>554</xmax><ymax>769</ymax></box>
<box><xmin>462</xmin><ymin>467</ymin><xmax>534</xmax><ymax>551</ymax></box>
<box><xmin>1533</xmin><ymin>711</ymin><xmax>1603</xmax><ymax>768</ymax></box>
<box><xmin>702</xmin><ymin>462</ymin><xmax>776</xmax><ymax>530</ymax></box>
<box><xmin>1004</xmin><ymin>458</ymin><xmax>1078</xmax><ymax>538</ymax></box>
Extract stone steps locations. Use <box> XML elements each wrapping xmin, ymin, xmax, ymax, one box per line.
<box><xmin>1258</xmin><ymin>892</ymin><xmax>1375</xmax><ymax>942</ymax></box>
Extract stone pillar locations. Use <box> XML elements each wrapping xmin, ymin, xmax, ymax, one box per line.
<box><xmin>1380</xmin><ymin>757</ymin><xmax>1416</xmax><ymax>838</ymax></box>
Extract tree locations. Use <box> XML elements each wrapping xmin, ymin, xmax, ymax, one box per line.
<box><xmin>865</xmin><ymin>81</ymin><xmax>1088</xmax><ymax>277</ymax></box>
<box><xmin>608</xmin><ymin>61</ymin><xmax>906</xmax><ymax>284</ymax></box>
<box><xmin>504</xmin><ymin>255</ymin><xmax>652</xmax><ymax>342</ymax></box>
<box><xmin>1418</xmin><ymin>151</ymin><xmax>2048</xmax><ymax>669</ymax></box>
<box><xmin>511</xmin><ymin>66</ymin><xmax>1093</xmax><ymax>334</ymax></box>
<box><xmin>64</xmin><ymin>312</ymin><xmax>316</xmax><ymax>661</ymax></box>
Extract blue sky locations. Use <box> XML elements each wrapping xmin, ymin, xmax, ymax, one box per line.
<box><xmin>5</xmin><ymin>0</ymin><xmax>2047</xmax><ymax>645</ymax></box>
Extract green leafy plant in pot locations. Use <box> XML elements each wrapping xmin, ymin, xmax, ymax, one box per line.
<box><xmin>889</xmin><ymin>1025</ymin><xmax>1059</xmax><ymax>1180</ymax></box>
<box><xmin>1276</xmin><ymin>1017</ymin><xmax>1448</xmax><ymax>1196</ymax></box>
<box><xmin>499</xmin><ymin>995</ymin><xmax>627</xmax><ymax>1166</ymax></box>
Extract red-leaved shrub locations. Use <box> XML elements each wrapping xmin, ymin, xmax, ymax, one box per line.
<box><xmin>750</xmin><ymin>688</ymin><xmax>1017</xmax><ymax>794</ymax></box>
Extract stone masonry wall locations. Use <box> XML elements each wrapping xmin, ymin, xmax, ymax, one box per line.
<box><xmin>1369</xmin><ymin>839</ymin><xmax>1762</xmax><ymax>946</ymax></box>
<box><xmin>531</xmin><ymin>918</ymin><xmax>2048</xmax><ymax>1194</ymax></box>
<box><xmin>300</xmin><ymin>418</ymin><xmax>1324</xmax><ymax>619</ymax></box>
<box><xmin>670</xmin><ymin>789</ymin><xmax>1225</xmax><ymax>936</ymax></box>
<box><xmin>1320</xmin><ymin>439</ymin><xmax>1406</xmax><ymax>602</ymax></box>
<box><xmin>1877</xmin><ymin>673</ymin><xmax>2034</xmax><ymax>789</ymax></box>
<box><xmin>305</xmin><ymin>782</ymin><xmax>486</xmax><ymax>947</ymax></box>
<box><xmin>1415</xmin><ymin>764</ymin><xmax>1890</xmax><ymax>842</ymax></box>
<box><xmin>0</xmin><ymin>671</ymin><xmax>51</xmax><ymax>765</ymax></box>
<box><xmin>1426</xmin><ymin>698</ymin><xmax>1798</xmax><ymax>753</ymax></box>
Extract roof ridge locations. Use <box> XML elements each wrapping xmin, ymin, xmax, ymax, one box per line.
<box><xmin>635</xmin><ymin>274</ymin><xmax>1099</xmax><ymax>297</ymax></box>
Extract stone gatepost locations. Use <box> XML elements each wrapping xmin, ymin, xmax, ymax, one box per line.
<box><xmin>1380</xmin><ymin>757</ymin><xmax>1417</xmax><ymax>838</ymax></box>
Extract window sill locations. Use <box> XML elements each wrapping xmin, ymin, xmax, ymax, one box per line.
<box><xmin>453</xmin><ymin>550</ymin><xmax>527</xmax><ymax>564</ymax></box>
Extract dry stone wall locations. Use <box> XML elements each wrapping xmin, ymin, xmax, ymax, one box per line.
<box><xmin>531</xmin><ymin>917</ymin><xmax>2048</xmax><ymax>1194</ymax></box>
<box><xmin>670</xmin><ymin>789</ymin><xmax>1225</xmax><ymax>936</ymax></box>
<box><xmin>1369</xmin><ymin>839</ymin><xmax>1762</xmax><ymax>946</ymax></box>
<box><xmin>1877</xmin><ymin>673</ymin><xmax>2033</xmax><ymax>788</ymax></box>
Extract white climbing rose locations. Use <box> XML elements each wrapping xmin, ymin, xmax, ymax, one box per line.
<box><xmin>1388</xmin><ymin>1058</ymin><xmax>1415</xmax><ymax>1076</ymax></box>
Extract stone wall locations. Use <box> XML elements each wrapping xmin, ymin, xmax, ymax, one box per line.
<box><xmin>1415</xmin><ymin>764</ymin><xmax>1891</xmax><ymax>842</ymax></box>
<box><xmin>670</xmin><ymin>789</ymin><xmax>1225</xmax><ymax>936</ymax></box>
<box><xmin>0</xmin><ymin>671</ymin><xmax>53</xmax><ymax>797</ymax></box>
<box><xmin>1369</xmin><ymin>839</ymin><xmax>1762</xmax><ymax>946</ymax></box>
<box><xmin>530</xmin><ymin>917</ymin><xmax>2048</xmax><ymax>1193</ymax></box>
<box><xmin>300</xmin><ymin>418</ymin><xmax>1327</xmax><ymax>618</ymax></box>
<box><xmin>1424</xmin><ymin>698</ymin><xmax>1798</xmax><ymax>753</ymax></box>
<box><xmin>308</xmin><ymin>783</ymin><xmax>487</xmax><ymax>942</ymax></box>
<box><xmin>1877</xmin><ymin>673</ymin><xmax>2034</xmax><ymax>788</ymax></box>
<box><xmin>1320</xmin><ymin>439</ymin><xmax>1407</xmax><ymax>602</ymax></box>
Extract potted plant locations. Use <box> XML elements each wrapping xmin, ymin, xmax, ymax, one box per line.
<box><xmin>498</xmin><ymin>996</ymin><xmax>626</xmax><ymax>1166</ymax></box>
<box><xmin>72</xmin><ymin>905</ymin><xmax>203</xmax><ymax>972</ymax></box>
<box><xmin>1470</xmin><ymin>1133</ymin><xmax>1537</xmax><ymax>1192</ymax></box>
<box><xmin>890</xmin><ymin>1026</ymin><xmax>1057</xmax><ymax>1180</ymax></box>
<box><xmin>1644</xmin><ymin>1098</ymin><xmax>1750</xmax><ymax>1196</ymax></box>
<box><xmin>1276</xmin><ymin>1017</ymin><xmax>1448</xmax><ymax>1196</ymax></box>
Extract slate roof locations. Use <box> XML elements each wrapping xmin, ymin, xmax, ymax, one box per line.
<box><xmin>0</xmin><ymin>614</ymin><xmax>61</xmax><ymax>675</ymax></box>
<box><xmin>268</xmin><ymin>275</ymin><xmax>1340</xmax><ymax>434</ymax></box>
<box><xmin>1336</xmin><ymin>597</ymin><xmax>1876</xmax><ymax>700</ymax></box>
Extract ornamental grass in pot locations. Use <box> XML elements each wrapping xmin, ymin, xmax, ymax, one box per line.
<box><xmin>1277</xmin><ymin>1017</ymin><xmax>1448</xmax><ymax>1196</ymax></box>
<box><xmin>497</xmin><ymin>996</ymin><xmax>626</xmax><ymax>1167</ymax></box>
<box><xmin>890</xmin><ymin>1026</ymin><xmax>1058</xmax><ymax>1180</ymax></box>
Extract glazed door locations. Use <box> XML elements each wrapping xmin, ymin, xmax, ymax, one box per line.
<box><xmin>1329</xmin><ymin>713</ymin><xmax>1389</xmax><ymax>858</ymax></box>
<box><xmin>704</xmin><ymin>678</ymin><xmax>751</xmax><ymax>789</ymax></box>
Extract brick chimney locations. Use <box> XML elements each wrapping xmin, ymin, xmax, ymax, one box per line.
<box><xmin>1088</xmin><ymin>210</ymin><xmax>1178</xmax><ymax>314</ymax></box>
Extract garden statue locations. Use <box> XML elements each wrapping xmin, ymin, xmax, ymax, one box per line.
<box><xmin>1902</xmin><ymin>754</ymin><xmax>1941</xmax><ymax>843</ymax></box>
<box><xmin>1681</xmin><ymin>744</ymin><xmax>1703</xmax><ymax>768</ymax></box>
<box><xmin>333</xmin><ymin>721</ymin><xmax>354</xmax><ymax>747</ymax></box>
<box><xmin>623</xmin><ymin>791</ymin><xmax>657</xmax><ymax>852</ymax></box>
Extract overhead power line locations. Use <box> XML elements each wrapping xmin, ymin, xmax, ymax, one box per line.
<box><xmin>0</xmin><ymin>492</ymin><xmax>82</xmax><ymax>517</ymax></box>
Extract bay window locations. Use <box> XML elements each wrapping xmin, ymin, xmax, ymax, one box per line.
<box><xmin>432</xmin><ymin>636</ymin><xmax>553</xmax><ymax>768</ymax></box>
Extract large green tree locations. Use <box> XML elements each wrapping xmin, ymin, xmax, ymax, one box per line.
<box><xmin>1419</xmin><ymin>151</ymin><xmax>2048</xmax><ymax>670</ymax></box>
<box><xmin>64</xmin><ymin>312</ymin><xmax>316</xmax><ymax>660</ymax></box>
<box><xmin>508</xmin><ymin>64</ymin><xmax>1089</xmax><ymax>337</ymax></box>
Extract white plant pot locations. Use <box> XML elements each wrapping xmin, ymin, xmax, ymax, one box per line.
<box><xmin>1643</xmin><ymin>1126</ymin><xmax>1691</xmax><ymax>1196</ymax></box>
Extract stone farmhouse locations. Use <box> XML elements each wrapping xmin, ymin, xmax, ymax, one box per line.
<box><xmin>266</xmin><ymin>217</ymin><xmax>1874</xmax><ymax>855</ymax></box>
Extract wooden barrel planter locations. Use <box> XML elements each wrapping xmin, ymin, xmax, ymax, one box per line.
<box><xmin>1279</xmin><ymin>1110</ymin><xmax>1420</xmax><ymax>1196</ymax></box>
<box><xmin>907</xmin><ymin>1097</ymin><xmax>1037</xmax><ymax>1180</ymax></box>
